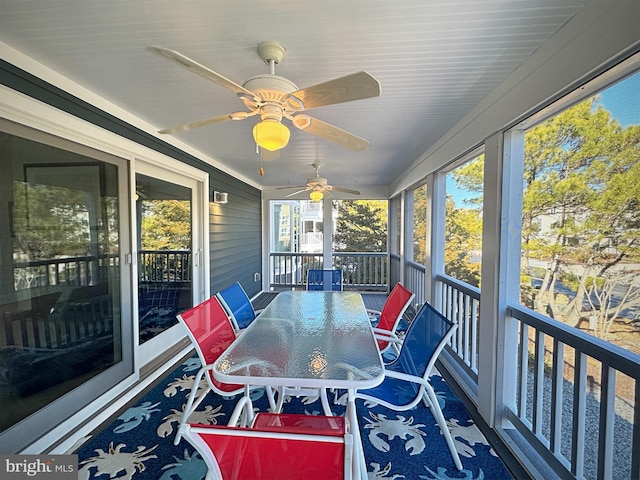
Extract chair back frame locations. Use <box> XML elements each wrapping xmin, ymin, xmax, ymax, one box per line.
<box><xmin>307</xmin><ymin>269</ymin><xmax>343</xmax><ymax>291</ymax></box>
<box><xmin>373</xmin><ymin>282</ymin><xmax>415</xmax><ymax>353</ymax></box>
<box><xmin>174</xmin><ymin>296</ymin><xmax>246</xmax><ymax>445</ymax></box>
<box><xmin>356</xmin><ymin>302</ymin><xmax>463</xmax><ymax>470</ymax></box>
<box><xmin>183</xmin><ymin>413</ymin><xmax>353</xmax><ymax>480</ymax></box>
<box><xmin>216</xmin><ymin>281</ymin><xmax>257</xmax><ymax>331</ymax></box>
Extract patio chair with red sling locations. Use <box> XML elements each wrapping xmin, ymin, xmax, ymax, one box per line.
<box><xmin>367</xmin><ymin>282</ymin><xmax>415</xmax><ymax>356</ymax></box>
<box><xmin>182</xmin><ymin>396</ymin><xmax>354</xmax><ymax>480</ymax></box>
<box><xmin>173</xmin><ymin>296</ymin><xmax>276</xmax><ymax>445</ymax></box>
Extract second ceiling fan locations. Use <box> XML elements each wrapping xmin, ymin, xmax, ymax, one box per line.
<box><xmin>277</xmin><ymin>161</ymin><xmax>360</xmax><ymax>201</ymax></box>
<box><xmin>148</xmin><ymin>41</ymin><xmax>381</xmax><ymax>152</ymax></box>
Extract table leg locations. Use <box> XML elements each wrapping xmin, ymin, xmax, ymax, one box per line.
<box><xmin>346</xmin><ymin>389</ymin><xmax>367</xmax><ymax>480</ymax></box>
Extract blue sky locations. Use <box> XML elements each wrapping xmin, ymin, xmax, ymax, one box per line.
<box><xmin>596</xmin><ymin>72</ymin><xmax>640</xmax><ymax>127</ymax></box>
<box><xmin>447</xmin><ymin>71</ymin><xmax>640</xmax><ymax>205</ymax></box>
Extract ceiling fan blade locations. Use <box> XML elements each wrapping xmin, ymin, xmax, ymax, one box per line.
<box><xmin>147</xmin><ymin>46</ymin><xmax>258</xmax><ymax>100</ymax></box>
<box><xmin>285</xmin><ymin>71</ymin><xmax>380</xmax><ymax>111</ymax></box>
<box><xmin>330</xmin><ymin>186</ymin><xmax>361</xmax><ymax>195</ymax></box>
<box><xmin>158</xmin><ymin>113</ymin><xmax>236</xmax><ymax>134</ymax></box>
<box><xmin>291</xmin><ymin>115</ymin><xmax>369</xmax><ymax>151</ymax></box>
<box><xmin>276</xmin><ymin>185</ymin><xmax>307</xmax><ymax>190</ymax></box>
<box><xmin>285</xmin><ymin>189</ymin><xmax>309</xmax><ymax>197</ymax></box>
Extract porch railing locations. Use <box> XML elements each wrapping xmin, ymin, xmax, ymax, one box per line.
<box><xmin>506</xmin><ymin>306</ymin><xmax>639</xmax><ymax>480</ymax></box>
<box><xmin>13</xmin><ymin>251</ymin><xmax>191</xmax><ymax>290</ymax></box>
<box><xmin>435</xmin><ymin>273</ymin><xmax>481</xmax><ymax>380</ymax></box>
<box><xmin>405</xmin><ymin>260</ymin><xmax>426</xmax><ymax>307</ymax></box>
<box><xmin>13</xmin><ymin>254</ymin><xmax>120</xmax><ymax>290</ymax></box>
<box><xmin>432</xmin><ymin>271</ymin><xmax>638</xmax><ymax>480</ymax></box>
<box><xmin>138</xmin><ymin>250</ymin><xmax>191</xmax><ymax>283</ymax></box>
<box><xmin>269</xmin><ymin>252</ymin><xmax>388</xmax><ymax>291</ymax></box>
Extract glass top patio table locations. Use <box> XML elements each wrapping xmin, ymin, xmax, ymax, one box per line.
<box><xmin>213</xmin><ymin>291</ymin><xmax>384</xmax><ymax>390</ymax></box>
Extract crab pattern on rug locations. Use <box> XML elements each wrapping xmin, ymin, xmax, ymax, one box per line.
<box><xmin>75</xmin><ymin>356</ymin><xmax>513</xmax><ymax>479</ymax></box>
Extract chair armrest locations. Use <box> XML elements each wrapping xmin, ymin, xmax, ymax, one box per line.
<box><xmin>374</xmin><ymin>333</ymin><xmax>403</xmax><ymax>344</ymax></box>
<box><xmin>372</xmin><ymin>326</ymin><xmax>396</xmax><ymax>336</ymax></box>
<box><xmin>373</xmin><ymin>328</ymin><xmax>402</xmax><ymax>343</ymax></box>
<box><xmin>384</xmin><ymin>369</ymin><xmax>428</xmax><ymax>386</ymax></box>
<box><xmin>366</xmin><ymin>308</ymin><xmax>382</xmax><ymax>315</ymax></box>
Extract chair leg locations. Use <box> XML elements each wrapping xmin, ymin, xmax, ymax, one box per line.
<box><xmin>264</xmin><ymin>385</ymin><xmax>278</xmax><ymax>412</ymax></box>
<box><xmin>174</xmin><ymin>368</ymin><xmax>209</xmax><ymax>445</ymax></box>
<box><xmin>423</xmin><ymin>384</ymin><xmax>463</xmax><ymax>470</ymax></box>
<box><xmin>274</xmin><ymin>386</ymin><xmax>286</xmax><ymax>413</ymax></box>
<box><xmin>228</xmin><ymin>395</ymin><xmax>255</xmax><ymax>427</ymax></box>
<box><xmin>320</xmin><ymin>388</ymin><xmax>333</xmax><ymax>416</ymax></box>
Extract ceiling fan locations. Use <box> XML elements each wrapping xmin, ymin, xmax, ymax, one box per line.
<box><xmin>277</xmin><ymin>161</ymin><xmax>360</xmax><ymax>201</ymax></box>
<box><xmin>147</xmin><ymin>41</ymin><xmax>380</xmax><ymax>153</ymax></box>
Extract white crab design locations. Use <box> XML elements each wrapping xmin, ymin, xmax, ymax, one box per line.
<box><xmin>368</xmin><ymin>461</ymin><xmax>405</xmax><ymax>479</ymax></box>
<box><xmin>157</xmin><ymin>403</ymin><xmax>225</xmax><ymax>438</ymax></box>
<box><xmin>447</xmin><ymin>418</ymin><xmax>495</xmax><ymax>458</ymax></box>
<box><xmin>363</xmin><ymin>412</ymin><xmax>427</xmax><ymax>455</ymax></box>
<box><xmin>78</xmin><ymin>442</ymin><xmax>157</xmax><ymax>480</ymax></box>
<box><xmin>163</xmin><ymin>374</ymin><xmax>206</xmax><ymax>398</ymax></box>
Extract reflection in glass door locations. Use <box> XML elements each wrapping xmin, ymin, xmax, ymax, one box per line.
<box><xmin>0</xmin><ymin>130</ymin><xmax>130</xmax><ymax>452</ymax></box>
<box><xmin>135</xmin><ymin>174</ymin><xmax>192</xmax><ymax>344</ymax></box>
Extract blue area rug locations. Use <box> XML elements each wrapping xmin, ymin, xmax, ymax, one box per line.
<box><xmin>75</xmin><ymin>355</ymin><xmax>513</xmax><ymax>479</ymax></box>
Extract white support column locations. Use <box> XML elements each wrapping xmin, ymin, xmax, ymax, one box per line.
<box><xmin>495</xmin><ymin>129</ymin><xmax>525</xmax><ymax>427</ymax></box>
<box><xmin>322</xmin><ymin>198</ymin><xmax>333</xmax><ymax>269</ymax></box>
<box><xmin>477</xmin><ymin>130</ymin><xmax>524</xmax><ymax>426</ymax></box>
<box><xmin>403</xmin><ymin>189</ymin><xmax>414</xmax><ymax>277</ymax></box>
<box><xmin>399</xmin><ymin>192</ymin><xmax>406</xmax><ymax>283</ymax></box>
<box><xmin>427</xmin><ymin>173</ymin><xmax>446</xmax><ymax>305</ymax></box>
<box><xmin>476</xmin><ymin>132</ymin><xmax>503</xmax><ymax>426</ymax></box>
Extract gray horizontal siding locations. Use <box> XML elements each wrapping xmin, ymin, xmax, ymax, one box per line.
<box><xmin>209</xmin><ymin>169</ymin><xmax>262</xmax><ymax>298</ymax></box>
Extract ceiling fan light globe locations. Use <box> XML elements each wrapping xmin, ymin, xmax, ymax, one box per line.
<box><xmin>309</xmin><ymin>190</ymin><xmax>324</xmax><ymax>202</ymax></box>
<box><xmin>253</xmin><ymin>120</ymin><xmax>290</xmax><ymax>151</ymax></box>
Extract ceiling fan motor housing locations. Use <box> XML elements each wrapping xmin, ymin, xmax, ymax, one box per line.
<box><xmin>307</xmin><ymin>177</ymin><xmax>328</xmax><ymax>187</ymax></box>
<box><xmin>242</xmin><ymin>75</ymin><xmax>300</xmax><ymax>121</ymax></box>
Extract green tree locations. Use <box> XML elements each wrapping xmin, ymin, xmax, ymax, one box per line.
<box><xmin>523</xmin><ymin>99</ymin><xmax>640</xmax><ymax>332</ymax></box>
<box><xmin>453</xmin><ymin>97</ymin><xmax>640</xmax><ymax>342</ymax></box>
<box><xmin>413</xmin><ymin>185</ymin><xmax>427</xmax><ymax>264</ymax></box>
<box><xmin>140</xmin><ymin>200</ymin><xmax>191</xmax><ymax>250</ymax></box>
<box><xmin>447</xmin><ymin>155</ymin><xmax>484</xmax><ymax>287</ymax></box>
<box><xmin>13</xmin><ymin>182</ymin><xmax>97</xmax><ymax>259</ymax></box>
<box><xmin>334</xmin><ymin>200</ymin><xmax>387</xmax><ymax>252</ymax></box>
<box><xmin>444</xmin><ymin>196</ymin><xmax>483</xmax><ymax>287</ymax></box>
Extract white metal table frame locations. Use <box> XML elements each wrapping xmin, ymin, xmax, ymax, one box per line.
<box><xmin>213</xmin><ymin>290</ymin><xmax>384</xmax><ymax>480</ymax></box>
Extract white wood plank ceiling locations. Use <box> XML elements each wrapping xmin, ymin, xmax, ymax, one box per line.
<box><xmin>1</xmin><ymin>1</ymin><xmax>589</xmax><ymax>191</ymax></box>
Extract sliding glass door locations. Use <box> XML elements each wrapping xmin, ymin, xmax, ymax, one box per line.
<box><xmin>135</xmin><ymin>163</ymin><xmax>205</xmax><ymax>364</ymax></box>
<box><xmin>0</xmin><ymin>124</ymin><xmax>133</xmax><ymax>452</ymax></box>
<box><xmin>135</xmin><ymin>173</ymin><xmax>192</xmax><ymax>344</ymax></box>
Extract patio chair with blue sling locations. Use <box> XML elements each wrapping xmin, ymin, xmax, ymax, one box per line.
<box><xmin>174</xmin><ymin>296</ymin><xmax>276</xmax><ymax>445</ymax></box>
<box><xmin>307</xmin><ymin>269</ymin><xmax>343</xmax><ymax>291</ymax></box>
<box><xmin>182</xmin><ymin>396</ymin><xmax>353</xmax><ymax>480</ymax></box>
<box><xmin>354</xmin><ymin>301</ymin><xmax>463</xmax><ymax>470</ymax></box>
<box><xmin>216</xmin><ymin>281</ymin><xmax>262</xmax><ymax>332</ymax></box>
